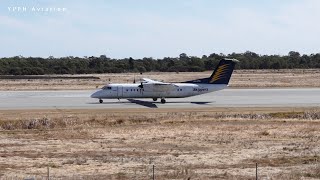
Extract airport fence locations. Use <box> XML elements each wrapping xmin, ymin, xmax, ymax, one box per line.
<box><xmin>1</xmin><ymin>164</ymin><xmax>262</xmax><ymax>180</ymax></box>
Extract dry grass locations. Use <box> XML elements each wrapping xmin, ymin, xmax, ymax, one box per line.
<box><xmin>1</xmin><ymin>69</ymin><xmax>320</xmax><ymax>90</ymax></box>
<box><xmin>0</xmin><ymin>108</ymin><xmax>320</xmax><ymax>179</ymax></box>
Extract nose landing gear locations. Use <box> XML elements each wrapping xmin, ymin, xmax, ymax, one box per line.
<box><xmin>99</xmin><ymin>99</ymin><xmax>103</xmax><ymax>104</ymax></box>
<box><xmin>161</xmin><ymin>98</ymin><xmax>166</xmax><ymax>104</ymax></box>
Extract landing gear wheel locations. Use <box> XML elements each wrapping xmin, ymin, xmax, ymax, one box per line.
<box><xmin>161</xmin><ymin>99</ymin><xmax>166</xmax><ymax>104</ymax></box>
<box><xmin>153</xmin><ymin>98</ymin><xmax>158</xmax><ymax>101</ymax></box>
<box><xmin>99</xmin><ymin>99</ymin><xmax>103</xmax><ymax>103</ymax></box>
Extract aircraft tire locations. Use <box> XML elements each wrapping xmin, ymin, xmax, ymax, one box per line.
<box><xmin>99</xmin><ymin>99</ymin><xmax>103</xmax><ymax>103</ymax></box>
<box><xmin>153</xmin><ymin>98</ymin><xmax>158</xmax><ymax>101</ymax></box>
<box><xmin>161</xmin><ymin>99</ymin><xmax>166</xmax><ymax>104</ymax></box>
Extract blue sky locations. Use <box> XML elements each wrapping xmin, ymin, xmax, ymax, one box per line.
<box><xmin>1</xmin><ymin>0</ymin><xmax>320</xmax><ymax>58</ymax></box>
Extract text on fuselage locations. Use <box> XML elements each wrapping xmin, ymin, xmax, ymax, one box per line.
<box><xmin>193</xmin><ymin>88</ymin><xmax>208</xmax><ymax>92</ymax></box>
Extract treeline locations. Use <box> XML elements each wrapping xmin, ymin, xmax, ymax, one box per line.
<box><xmin>0</xmin><ymin>51</ymin><xmax>320</xmax><ymax>75</ymax></box>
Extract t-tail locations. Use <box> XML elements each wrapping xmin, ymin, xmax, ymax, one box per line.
<box><xmin>184</xmin><ymin>58</ymin><xmax>239</xmax><ymax>85</ymax></box>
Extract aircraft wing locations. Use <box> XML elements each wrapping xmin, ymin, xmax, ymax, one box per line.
<box><xmin>142</xmin><ymin>78</ymin><xmax>166</xmax><ymax>84</ymax></box>
<box><xmin>142</xmin><ymin>78</ymin><xmax>176</xmax><ymax>85</ymax></box>
<box><xmin>141</xmin><ymin>78</ymin><xmax>178</xmax><ymax>91</ymax></box>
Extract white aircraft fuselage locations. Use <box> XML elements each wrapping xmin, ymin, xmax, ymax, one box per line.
<box><xmin>91</xmin><ymin>58</ymin><xmax>238</xmax><ymax>104</ymax></box>
<box><xmin>91</xmin><ymin>83</ymin><xmax>227</xmax><ymax>99</ymax></box>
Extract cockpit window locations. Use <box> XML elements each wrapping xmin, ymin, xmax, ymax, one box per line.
<box><xmin>102</xmin><ymin>86</ymin><xmax>112</xmax><ymax>90</ymax></box>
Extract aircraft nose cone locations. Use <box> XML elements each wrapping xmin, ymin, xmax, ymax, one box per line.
<box><xmin>90</xmin><ymin>90</ymin><xmax>101</xmax><ymax>98</ymax></box>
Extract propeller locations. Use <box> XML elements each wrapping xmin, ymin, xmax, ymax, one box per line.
<box><xmin>138</xmin><ymin>82</ymin><xmax>144</xmax><ymax>88</ymax></box>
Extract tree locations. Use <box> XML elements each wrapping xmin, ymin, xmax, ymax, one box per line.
<box><xmin>0</xmin><ymin>51</ymin><xmax>318</xmax><ymax>75</ymax></box>
<box><xmin>179</xmin><ymin>53</ymin><xmax>188</xmax><ymax>60</ymax></box>
<box><xmin>99</xmin><ymin>55</ymin><xmax>108</xmax><ymax>60</ymax></box>
<box><xmin>129</xmin><ymin>57</ymin><xmax>134</xmax><ymax>70</ymax></box>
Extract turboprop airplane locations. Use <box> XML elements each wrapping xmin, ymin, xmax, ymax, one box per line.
<box><xmin>91</xmin><ymin>58</ymin><xmax>238</xmax><ymax>104</ymax></box>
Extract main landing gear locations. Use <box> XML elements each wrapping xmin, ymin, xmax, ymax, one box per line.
<box><xmin>153</xmin><ymin>97</ymin><xmax>166</xmax><ymax>104</ymax></box>
<box><xmin>99</xmin><ymin>99</ymin><xmax>103</xmax><ymax>103</ymax></box>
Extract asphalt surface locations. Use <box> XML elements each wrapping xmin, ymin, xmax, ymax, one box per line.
<box><xmin>0</xmin><ymin>88</ymin><xmax>320</xmax><ymax>109</ymax></box>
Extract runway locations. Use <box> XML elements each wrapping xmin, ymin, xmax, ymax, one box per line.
<box><xmin>0</xmin><ymin>88</ymin><xmax>320</xmax><ymax>109</ymax></box>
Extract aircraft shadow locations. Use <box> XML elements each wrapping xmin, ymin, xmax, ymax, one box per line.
<box><xmin>87</xmin><ymin>100</ymin><xmax>158</xmax><ymax>108</ymax></box>
<box><xmin>88</xmin><ymin>100</ymin><xmax>214</xmax><ymax>108</ymax></box>
<box><xmin>127</xmin><ymin>99</ymin><xmax>158</xmax><ymax>108</ymax></box>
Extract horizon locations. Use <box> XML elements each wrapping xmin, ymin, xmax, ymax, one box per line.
<box><xmin>0</xmin><ymin>50</ymin><xmax>316</xmax><ymax>59</ymax></box>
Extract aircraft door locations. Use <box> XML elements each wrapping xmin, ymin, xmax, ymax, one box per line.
<box><xmin>117</xmin><ymin>86</ymin><xmax>123</xmax><ymax>98</ymax></box>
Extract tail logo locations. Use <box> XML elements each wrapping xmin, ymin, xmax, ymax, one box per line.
<box><xmin>209</xmin><ymin>64</ymin><xmax>230</xmax><ymax>83</ymax></box>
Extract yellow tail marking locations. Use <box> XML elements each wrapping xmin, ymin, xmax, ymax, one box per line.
<box><xmin>210</xmin><ymin>64</ymin><xmax>230</xmax><ymax>83</ymax></box>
